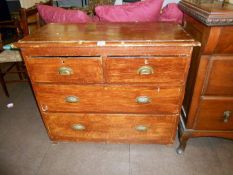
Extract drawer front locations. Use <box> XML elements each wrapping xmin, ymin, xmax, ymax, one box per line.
<box><xmin>204</xmin><ymin>56</ymin><xmax>233</xmax><ymax>96</ymax></box>
<box><xmin>44</xmin><ymin>113</ymin><xmax>177</xmax><ymax>144</ymax></box>
<box><xmin>105</xmin><ymin>57</ymin><xmax>189</xmax><ymax>84</ymax></box>
<box><xmin>34</xmin><ymin>85</ymin><xmax>181</xmax><ymax>114</ymax></box>
<box><xmin>195</xmin><ymin>98</ymin><xmax>233</xmax><ymax>131</ymax></box>
<box><xmin>26</xmin><ymin>57</ymin><xmax>103</xmax><ymax>83</ymax></box>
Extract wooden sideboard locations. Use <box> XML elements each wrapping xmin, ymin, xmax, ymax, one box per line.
<box><xmin>177</xmin><ymin>0</ymin><xmax>233</xmax><ymax>153</ymax></box>
<box><xmin>16</xmin><ymin>23</ymin><xmax>198</xmax><ymax>144</ymax></box>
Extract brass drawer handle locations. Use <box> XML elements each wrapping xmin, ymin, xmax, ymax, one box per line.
<box><xmin>65</xmin><ymin>96</ymin><xmax>79</xmax><ymax>103</ymax></box>
<box><xmin>72</xmin><ymin>124</ymin><xmax>86</xmax><ymax>131</ymax></box>
<box><xmin>223</xmin><ymin>111</ymin><xmax>231</xmax><ymax>123</ymax></box>
<box><xmin>135</xmin><ymin>125</ymin><xmax>148</xmax><ymax>132</ymax></box>
<box><xmin>137</xmin><ymin>66</ymin><xmax>154</xmax><ymax>75</ymax></box>
<box><xmin>136</xmin><ymin>96</ymin><xmax>151</xmax><ymax>104</ymax></box>
<box><xmin>58</xmin><ymin>66</ymin><xmax>73</xmax><ymax>75</ymax></box>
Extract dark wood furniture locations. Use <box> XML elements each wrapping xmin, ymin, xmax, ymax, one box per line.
<box><xmin>177</xmin><ymin>0</ymin><xmax>233</xmax><ymax>153</ymax></box>
<box><xmin>16</xmin><ymin>23</ymin><xmax>198</xmax><ymax>144</ymax></box>
<box><xmin>19</xmin><ymin>0</ymin><xmax>53</xmax><ymax>36</ymax></box>
<box><xmin>0</xmin><ymin>0</ymin><xmax>11</xmax><ymax>21</ymax></box>
<box><xmin>0</xmin><ymin>19</ymin><xmax>25</xmax><ymax>97</ymax></box>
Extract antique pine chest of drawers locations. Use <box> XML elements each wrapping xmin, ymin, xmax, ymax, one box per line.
<box><xmin>16</xmin><ymin>23</ymin><xmax>198</xmax><ymax>144</ymax></box>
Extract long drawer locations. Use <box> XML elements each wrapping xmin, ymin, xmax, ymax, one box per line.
<box><xmin>105</xmin><ymin>56</ymin><xmax>189</xmax><ymax>84</ymax></box>
<box><xmin>195</xmin><ymin>98</ymin><xmax>233</xmax><ymax>131</ymax></box>
<box><xmin>44</xmin><ymin>113</ymin><xmax>177</xmax><ymax>144</ymax></box>
<box><xmin>34</xmin><ymin>84</ymin><xmax>181</xmax><ymax>114</ymax></box>
<box><xmin>25</xmin><ymin>57</ymin><xmax>103</xmax><ymax>83</ymax></box>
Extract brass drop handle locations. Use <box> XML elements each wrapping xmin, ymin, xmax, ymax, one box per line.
<box><xmin>223</xmin><ymin>111</ymin><xmax>231</xmax><ymax>123</ymax></box>
<box><xmin>135</xmin><ymin>125</ymin><xmax>149</xmax><ymax>132</ymax></box>
<box><xmin>58</xmin><ymin>66</ymin><xmax>73</xmax><ymax>75</ymax></box>
<box><xmin>136</xmin><ymin>96</ymin><xmax>151</xmax><ymax>104</ymax></box>
<box><xmin>65</xmin><ymin>96</ymin><xmax>80</xmax><ymax>103</ymax></box>
<box><xmin>72</xmin><ymin>124</ymin><xmax>86</xmax><ymax>131</ymax></box>
<box><xmin>137</xmin><ymin>66</ymin><xmax>154</xmax><ymax>75</ymax></box>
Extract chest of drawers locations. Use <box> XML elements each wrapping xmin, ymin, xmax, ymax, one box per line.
<box><xmin>17</xmin><ymin>22</ymin><xmax>198</xmax><ymax>144</ymax></box>
<box><xmin>178</xmin><ymin>0</ymin><xmax>233</xmax><ymax>153</ymax></box>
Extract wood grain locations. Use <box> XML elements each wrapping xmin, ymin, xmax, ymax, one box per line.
<box><xmin>20</xmin><ymin>46</ymin><xmax>193</xmax><ymax>57</ymax></box>
<box><xmin>178</xmin><ymin>0</ymin><xmax>233</xmax><ymax>153</ymax></box>
<box><xmin>203</xmin><ymin>56</ymin><xmax>233</xmax><ymax>96</ymax></box>
<box><xmin>33</xmin><ymin>84</ymin><xmax>181</xmax><ymax>114</ymax></box>
<box><xmin>105</xmin><ymin>56</ymin><xmax>189</xmax><ymax>84</ymax></box>
<box><xmin>194</xmin><ymin>97</ymin><xmax>233</xmax><ymax>130</ymax></box>
<box><xmin>17</xmin><ymin>22</ymin><xmax>197</xmax><ymax>144</ymax></box>
<box><xmin>43</xmin><ymin>113</ymin><xmax>178</xmax><ymax>144</ymax></box>
<box><xmin>215</xmin><ymin>26</ymin><xmax>233</xmax><ymax>54</ymax></box>
<box><xmin>17</xmin><ymin>23</ymin><xmax>197</xmax><ymax>47</ymax></box>
<box><xmin>25</xmin><ymin>57</ymin><xmax>103</xmax><ymax>83</ymax></box>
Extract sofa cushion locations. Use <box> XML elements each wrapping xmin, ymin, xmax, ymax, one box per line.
<box><xmin>37</xmin><ymin>5</ymin><xmax>92</xmax><ymax>24</ymax></box>
<box><xmin>159</xmin><ymin>3</ymin><xmax>183</xmax><ymax>24</ymax></box>
<box><xmin>95</xmin><ymin>0</ymin><xmax>164</xmax><ymax>22</ymax></box>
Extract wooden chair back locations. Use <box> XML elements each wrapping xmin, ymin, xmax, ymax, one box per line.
<box><xmin>19</xmin><ymin>0</ymin><xmax>53</xmax><ymax>35</ymax></box>
<box><xmin>0</xmin><ymin>19</ymin><xmax>23</xmax><ymax>44</ymax></box>
<box><xmin>88</xmin><ymin>0</ymin><xmax>114</xmax><ymax>15</ymax></box>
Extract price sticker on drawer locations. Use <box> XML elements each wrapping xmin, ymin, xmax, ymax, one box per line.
<box><xmin>97</xmin><ymin>41</ymin><xmax>106</xmax><ymax>46</ymax></box>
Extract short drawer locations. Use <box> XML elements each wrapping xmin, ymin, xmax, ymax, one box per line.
<box><xmin>34</xmin><ymin>84</ymin><xmax>181</xmax><ymax>114</ymax></box>
<box><xmin>204</xmin><ymin>56</ymin><xmax>233</xmax><ymax>96</ymax></box>
<box><xmin>25</xmin><ymin>57</ymin><xmax>103</xmax><ymax>83</ymax></box>
<box><xmin>195</xmin><ymin>98</ymin><xmax>233</xmax><ymax>131</ymax></box>
<box><xmin>105</xmin><ymin>56</ymin><xmax>189</xmax><ymax>84</ymax></box>
<box><xmin>44</xmin><ymin>113</ymin><xmax>177</xmax><ymax>144</ymax></box>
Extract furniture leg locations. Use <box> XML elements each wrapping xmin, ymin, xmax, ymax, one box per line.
<box><xmin>176</xmin><ymin>120</ymin><xmax>191</xmax><ymax>154</ymax></box>
<box><xmin>176</xmin><ymin>133</ymin><xmax>190</xmax><ymax>154</ymax></box>
<box><xmin>15</xmin><ymin>62</ymin><xmax>23</xmax><ymax>80</ymax></box>
<box><xmin>0</xmin><ymin>68</ymin><xmax>9</xmax><ymax>97</ymax></box>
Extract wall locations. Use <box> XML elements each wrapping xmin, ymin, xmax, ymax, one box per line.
<box><xmin>163</xmin><ymin>0</ymin><xmax>180</xmax><ymax>7</ymax></box>
<box><xmin>115</xmin><ymin>0</ymin><xmax>180</xmax><ymax>6</ymax></box>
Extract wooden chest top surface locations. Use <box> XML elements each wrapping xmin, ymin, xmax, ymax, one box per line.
<box><xmin>182</xmin><ymin>0</ymin><xmax>233</xmax><ymax>13</ymax></box>
<box><xmin>16</xmin><ymin>22</ymin><xmax>198</xmax><ymax>47</ymax></box>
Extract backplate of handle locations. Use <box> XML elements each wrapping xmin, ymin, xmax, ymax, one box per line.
<box><xmin>72</xmin><ymin>124</ymin><xmax>86</xmax><ymax>131</ymax></box>
<box><xmin>223</xmin><ymin>111</ymin><xmax>231</xmax><ymax>123</ymax></box>
<box><xmin>137</xmin><ymin>66</ymin><xmax>154</xmax><ymax>75</ymax></box>
<box><xmin>135</xmin><ymin>125</ymin><xmax>149</xmax><ymax>132</ymax></box>
<box><xmin>65</xmin><ymin>96</ymin><xmax>80</xmax><ymax>103</ymax></box>
<box><xmin>58</xmin><ymin>66</ymin><xmax>73</xmax><ymax>75</ymax></box>
<box><xmin>136</xmin><ymin>96</ymin><xmax>151</xmax><ymax>104</ymax></box>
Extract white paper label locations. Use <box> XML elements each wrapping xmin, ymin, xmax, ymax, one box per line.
<box><xmin>97</xmin><ymin>41</ymin><xmax>106</xmax><ymax>46</ymax></box>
